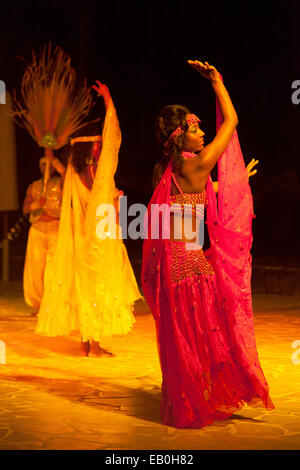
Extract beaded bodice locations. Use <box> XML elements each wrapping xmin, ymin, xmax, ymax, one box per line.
<box><xmin>29</xmin><ymin>176</ymin><xmax>63</xmax><ymax>223</ymax></box>
<box><xmin>170</xmin><ymin>173</ymin><xmax>207</xmax><ymax>217</ymax></box>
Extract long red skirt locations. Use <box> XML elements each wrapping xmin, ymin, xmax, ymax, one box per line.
<box><xmin>157</xmin><ymin>241</ymin><xmax>274</xmax><ymax>428</ymax></box>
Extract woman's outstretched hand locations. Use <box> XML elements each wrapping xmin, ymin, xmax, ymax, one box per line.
<box><xmin>188</xmin><ymin>60</ymin><xmax>221</xmax><ymax>83</ymax></box>
<box><xmin>247</xmin><ymin>158</ymin><xmax>259</xmax><ymax>179</ymax></box>
<box><xmin>92</xmin><ymin>81</ymin><xmax>110</xmax><ymax>98</ymax></box>
<box><xmin>92</xmin><ymin>81</ymin><xmax>111</xmax><ymax>110</ymax></box>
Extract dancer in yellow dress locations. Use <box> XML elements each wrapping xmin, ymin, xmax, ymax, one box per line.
<box><xmin>36</xmin><ymin>82</ymin><xmax>142</xmax><ymax>356</ymax></box>
<box><xmin>23</xmin><ymin>153</ymin><xmax>65</xmax><ymax>314</ymax></box>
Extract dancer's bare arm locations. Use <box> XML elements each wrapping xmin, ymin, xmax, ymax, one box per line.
<box><xmin>188</xmin><ymin>60</ymin><xmax>238</xmax><ymax>178</ymax></box>
<box><xmin>23</xmin><ymin>184</ymin><xmax>45</xmax><ymax>214</ymax></box>
<box><xmin>23</xmin><ymin>185</ymin><xmax>33</xmax><ymax>215</ymax></box>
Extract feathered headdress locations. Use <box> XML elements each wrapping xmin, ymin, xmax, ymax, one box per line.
<box><xmin>12</xmin><ymin>43</ymin><xmax>93</xmax><ymax>192</ymax></box>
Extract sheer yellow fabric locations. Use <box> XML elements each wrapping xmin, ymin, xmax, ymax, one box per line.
<box><xmin>23</xmin><ymin>219</ymin><xmax>59</xmax><ymax>309</ymax></box>
<box><xmin>23</xmin><ymin>176</ymin><xmax>62</xmax><ymax>309</ymax></box>
<box><xmin>36</xmin><ymin>98</ymin><xmax>141</xmax><ymax>340</ymax></box>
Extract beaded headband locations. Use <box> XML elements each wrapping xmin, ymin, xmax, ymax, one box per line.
<box><xmin>164</xmin><ymin>114</ymin><xmax>201</xmax><ymax>147</ymax></box>
<box><xmin>70</xmin><ymin>135</ymin><xmax>102</xmax><ymax>146</ymax></box>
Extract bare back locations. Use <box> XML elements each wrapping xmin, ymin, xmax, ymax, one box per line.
<box><xmin>172</xmin><ymin>156</ymin><xmax>209</xmax><ymax>195</ymax></box>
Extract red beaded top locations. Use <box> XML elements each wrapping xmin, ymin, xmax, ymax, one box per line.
<box><xmin>170</xmin><ymin>173</ymin><xmax>208</xmax><ymax>216</ymax></box>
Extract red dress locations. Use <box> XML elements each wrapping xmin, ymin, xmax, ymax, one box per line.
<box><xmin>142</xmin><ymin>101</ymin><xmax>275</xmax><ymax>428</ymax></box>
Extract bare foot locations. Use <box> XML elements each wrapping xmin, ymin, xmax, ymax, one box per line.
<box><xmin>80</xmin><ymin>340</ymin><xmax>90</xmax><ymax>357</ymax></box>
<box><xmin>90</xmin><ymin>341</ymin><xmax>114</xmax><ymax>357</ymax></box>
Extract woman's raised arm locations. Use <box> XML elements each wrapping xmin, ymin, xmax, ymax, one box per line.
<box><xmin>188</xmin><ymin>60</ymin><xmax>238</xmax><ymax>177</ymax></box>
<box><xmin>92</xmin><ymin>81</ymin><xmax>112</xmax><ymax>111</ymax></box>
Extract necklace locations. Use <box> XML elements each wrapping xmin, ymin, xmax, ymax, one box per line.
<box><xmin>182</xmin><ymin>151</ymin><xmax>197</xmax><ymax>159</ymax></box>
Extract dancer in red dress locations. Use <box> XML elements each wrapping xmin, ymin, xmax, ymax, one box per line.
<box><xmin>142</xmin><ymin>60</ymin><xmax>274</xmax><ymax>428</ymax></box>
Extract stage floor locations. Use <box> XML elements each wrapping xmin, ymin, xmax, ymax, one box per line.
<box><xmin>0</xmin><ymin>282</ymin><xmax>300</xmax><ymax>450</ymax></box>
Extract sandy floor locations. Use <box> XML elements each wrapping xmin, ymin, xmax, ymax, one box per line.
<box><xmin>0</xmin><ymin>282</ymin><xmax>300</xmax><ymax>450</ymax></box>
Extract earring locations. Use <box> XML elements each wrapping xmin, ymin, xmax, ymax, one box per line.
<box><xmin>85</xmin><ymin>156</ymin><xmax>93</xmax><ymax>166</ymax></box>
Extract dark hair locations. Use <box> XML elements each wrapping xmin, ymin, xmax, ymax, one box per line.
<box><xmin>71</xmin><ymin>119</ymin><xmax>103</xmax><ymax>174</ymax></box>
<box><xmin>155</xmin><ymin>104</ymin><xmax>190</xmax><ymax>172</ymax></box>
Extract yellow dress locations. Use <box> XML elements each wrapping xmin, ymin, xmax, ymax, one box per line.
<box><xmin>36</xmin><ymin>98</ymin><xmax>142</xmax><ymax>340</ymax></box>
<box><xmin>23</xmin><ymin>176</ymin><xmax>62</xmax><ymax>309</ymax></box>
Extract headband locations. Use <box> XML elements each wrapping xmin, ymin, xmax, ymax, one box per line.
<box><xmin>164</xmin><ymin>114</ymin><xmax>201</xmax><ymax>147</ymax></box>
<box><xmin>70</xmin><ymin>135</ymin><xmax>102</xmax><ymax>146</ymax></box>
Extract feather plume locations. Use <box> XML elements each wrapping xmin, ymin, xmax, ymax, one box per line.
<box><xmin>12</xmin><ymin>44</ymin><xmax>93</xmax><ymax>149</ymax></box>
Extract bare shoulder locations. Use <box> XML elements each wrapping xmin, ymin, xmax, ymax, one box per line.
<box><xmin>179</xmin><ymin>155</ymin><xmax>203</xmax><ymax>179</ymax></box>
<box><xmin>177</xmin><ymin>156</ymin><xmax>208</xmax><ymax>193</ymax></box>
<box><xmin>26</xmin><ymin>182</ymin><xmax>33</xmax><ymax>192</ymax></box>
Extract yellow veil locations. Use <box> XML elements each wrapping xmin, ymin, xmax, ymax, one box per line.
<box><xmin>36</xmin><ymin>98</ymin><xmax>141</xmax><ymax>340</ymax></box>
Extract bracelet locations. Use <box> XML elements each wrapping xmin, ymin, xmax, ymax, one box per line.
<box><xmin>52</xmin><ymin>158</ymin><xmax>65</xmax><ymax>173</ymax></box>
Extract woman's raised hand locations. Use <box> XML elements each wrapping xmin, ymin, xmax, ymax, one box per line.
<box><xmin>246</xmin><ymin>158</ymin><xmax>259</xmax><ymax>179</ymax></box>
<box><xmin>92</xmin><ymin>81</ymin><xmax>111</xmax><ymax>100</ymax></box>
<box><xmin>92</xmin><ymin>81</ymin><xmax>111</xmax><ymax>110</ymax></box>
<box><xmin>188</xmin><ymin>60</ymin><xmax>220</xmax><ymax>83</ymax></box>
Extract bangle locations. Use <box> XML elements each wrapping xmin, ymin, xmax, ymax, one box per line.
<box><xmin>52</xmin><ymin>158</ymin><xmax>65</xmax><ymax>173</ymax></box>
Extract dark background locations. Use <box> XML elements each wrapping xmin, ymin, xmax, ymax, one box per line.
<box><xmin>1</xmin><ymin>0</ymin><xmax>300</xmax><ymax>278</ymax></box>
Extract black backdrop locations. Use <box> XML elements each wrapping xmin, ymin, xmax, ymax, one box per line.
<box><xmin>1</xmin><ymin>0</ymin><xmax>299</xmax><ymax>259</ymax></box>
